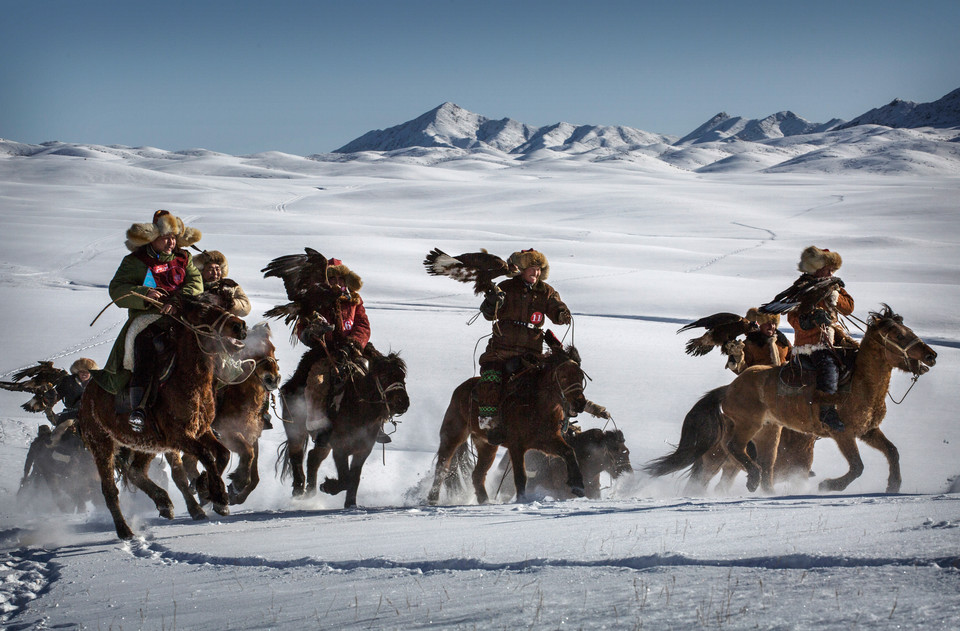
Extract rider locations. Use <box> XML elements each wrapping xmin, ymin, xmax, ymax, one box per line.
<box><xmin>786</xmin><ymin>246</ymin><xmax>854</xmax><ymax>432</ymax></box>
<box><xmin>477</xmin><ymin>248</ymin><xmax>572</xmax><ymax>442</ymax></box>
<box><xmin>46</xmin><ymin>358</ymin><xmax>98</xmax><ymax>443</ymax></box>
<box><xmin>295</xmin><ymin>258</ymin><xmax>376</xmax><ymax>435</ymax></box>
<box><xmin>101</xmin><ymin>210</ymin><xmax>204</xmax><ymax>433</ymax></box>
<box><xmin>192</xmin><ymin>250</ymin><xmax>252</xmax><ymax>317</ymax></box>
<box><xmin>724</xmin><ymin>308</ymin><xmax>791</xmax><ymax>374</ymax></box>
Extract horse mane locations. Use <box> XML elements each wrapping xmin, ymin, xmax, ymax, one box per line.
<box><xmin>544</xmin><ymin>344</ymin><xmax>581</xmax><ymax>367</ymax></box>
<box><xmin>867</xmin><ymin>303</ymin><xmax>903</xmax><ymax>327</ymax></box>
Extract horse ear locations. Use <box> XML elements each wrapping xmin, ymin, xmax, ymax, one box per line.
<box><xmin>544</xmin><ymin>329</ymin><xmax>563</xmax><ymax>353</ymax></box>
<box><xmin>364</xmin><ymin>342</ymin><xmax>382</xmax><ymax>359</ymax></box>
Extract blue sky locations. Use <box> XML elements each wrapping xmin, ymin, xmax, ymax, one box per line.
<box><xmin>3</xmin><ymin>0</ymin><xmax>958</xmax><ymax>155</ymax></box>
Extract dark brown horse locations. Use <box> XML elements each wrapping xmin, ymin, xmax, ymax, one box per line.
<box><xmin>278</xmin><ymin>343</ymin><xmax>409</xmax><ymax>507</ymax></box>
<box><xmin>18</xmin><ymin>426</ymin><xmax>101</xmax><ymax>513</ymax></box>
<box><xmin>427</xmin><ymin>341</ymin><xmax>588</xmax><ymax>505</ymax></box>
<box><xmin>172</xmin><ymin>322</ymin><xmax>281</xmax><ymax>510</ymax></box>
<box><xmin>78</xmin><ymin>294</ymin><xmax>247</xmax><ymax>539</ymax></box>
<box><xmin>451</xmin><ymin>427</ymin><xmax>632</xmax><ymax>502</ymax></box>
<box><xmin>646</xmin><ymin>306</ymin><xmax>937</xmax><ymax>494</ymax></box>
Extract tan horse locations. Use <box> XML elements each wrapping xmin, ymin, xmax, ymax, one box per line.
<box><xmin>647</xmin><ymin>305</ymin><xmax>937</xmax><ymax>494</ymax></box>
<box><xmin>427</xmin><ymin>342</ymin><xmax>588</xmax><ymax>505</ymax></box>
<box><xmin>78</xmin><ymin>294</ymin><xmax>247</xmax><ymax>539</ymax></box>
<box><xmin>173</xmin><ymin>322</ymin><xmax>281</xmax><ymax>510</ymax></box>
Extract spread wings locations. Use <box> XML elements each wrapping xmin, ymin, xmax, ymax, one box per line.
<box><xmin>0</xmin><ymin>361</ymin><xmax>67</xmax><ymax>413</ymax></box>
<box><xmin>423</xmin><ymin>248</ymin><xmax>517</xmax><ymax>295</ymax></box>
<box><xmin>261</xmin><ymin>247</ymin><xmax>339</xmax><ymax>328</ymax></box>
<box><xmin>760</xmin><ymin>275</ymin><xmax>844</xmax><ymax>314</ymax></box>
<box><xmin>677</xmin><ymin>313</ymin><xmax>759</xmax><ymax>356</ymax></box>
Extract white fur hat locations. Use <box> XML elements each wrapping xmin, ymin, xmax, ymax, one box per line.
<box><xmin>507</xmin><ymin>249</ymin><xmax>550</xmax><ymax>281</ymax></box>
<box><xmin>798</xmin><ymin>246</ymin><xmax>842</xmax><ymax>274</ymax></box>
<box><xmin>193</xmin><ymin>250</ymin><xmax>229</xmax><ymax>277</ymax></box>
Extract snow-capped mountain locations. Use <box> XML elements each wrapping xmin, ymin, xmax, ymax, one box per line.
<box><xmin>675</xmin><ymin>111</ymin><xmax>843</xmax><ymax>145</ymax></box>
<box><xmin>335</xmin><ymin>102</ymin><xmax>672</xmax><ymax>154</ymax></box>
<box><xmin>836</xmin><ymin>87</ymin><xmax>960</xmax><ymax>130</ymax></box>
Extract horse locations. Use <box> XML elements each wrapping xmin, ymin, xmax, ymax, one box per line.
<box><xmin>278</xmin><ymin>343</ymin><xmax>409</xmax><ymax>508</ymax></box>
<box><xmin>651</xmin><ymin>383</ymin><xmax>818</xmax><ymax>494</ymax></box>
<box><xmin>427</xmin><ymin>340</ymin><xmax>589</xmax><ymax>505</ymax></box>
<box><xmin>469</xmin><ymin>427</ymin><xmax>631</xmax><ymax>501</ymax></box>
<box><xmin>171</xmin><ymin>322</ymin><xmax>281</xmax><ymax>510</ymax></box>
<box><xmin>78</xmin><ymin>293</ymin><xmax>247</xmax><ymax>539</ymax></box>
<box><xmin>645</xmin><ymin>305</ymin><xmax>937</xmax><ymax>494</ymax></box>
<box><xmin>18</xmin><ymin>426</ymin><xmax>101</xmax><ymax>513</ymax></box>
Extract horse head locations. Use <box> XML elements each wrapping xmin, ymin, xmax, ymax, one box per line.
<box><xmin>242</xmin><ymin>322</ymin><xmax>281</xmax><ymax>391</ymax></box>
<box><xmin>867</xmin><ymin>304</ymin><xmax>937</xmax><ymax>376</ymax></box>
<box><xmin>177</xmin><ymin>294</ymin><xmax>247</xmax><ymax>355</ymax></box>
<box><xmin>363</xmin><ymin>343</ymin><xmax>410</xmax><ymax>418</ymax></box>
<box><xmin>570</xmin><ymin>428</ymin><xmax>632</xmax><ymax>480</ymax></box>
<box><xmin>543</xmin><ymin>342</ymin><xmax>587</xmax><ymax>418</ymax></box>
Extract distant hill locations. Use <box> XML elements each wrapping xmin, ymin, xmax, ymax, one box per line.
<box><xmin>675</xmin><ymin>111</ymin><xmax>843</xmax><ymax>145</ymax></box>
<box><xmin>836</xmin><ymin>88</ymin><xmax>960</xmax><ymax>130</ymax></box>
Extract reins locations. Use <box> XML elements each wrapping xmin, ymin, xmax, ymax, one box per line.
<box><xmin>843</xmin><ymin>313</ymin><xmax>925</xmax><ymax>405</ymax></box>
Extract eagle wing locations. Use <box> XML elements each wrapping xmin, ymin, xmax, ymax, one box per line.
<box><xmin>677</xmin><ymin>313</ymin><xmax>758</xmax><ymax>357</ymax></box>
<box><xmin>0</xmin><ymin>361</ymin><xmax>67</xmax><ymax>413</ymax></box>
<box><xmin>423</xmin><ymin>248</ymin><xmax>515</xmax><ymax>295</ymax></box>
<box><xmin>261</xmin><ymin>247</ymin><xmax>339</xmax><ymax>328</ymax></box>
<box><xmin>760</xmin><ymin>276</ymin><xmax>843</xmax><ymax>314</ymax></box>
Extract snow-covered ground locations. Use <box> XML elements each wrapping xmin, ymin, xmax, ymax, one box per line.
<box><xmin>1</xmin><ymin>144</ymin><xmax>958</xmax><ymax>629</ymax></box>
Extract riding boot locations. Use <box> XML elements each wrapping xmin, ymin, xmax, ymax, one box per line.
<box><xmin>128</xmin><ymin>386</ymin><xmax>147</xmax><ymax>433</ymax></box>
<box><xmin>819</xmin><ymin>405</ymin><xmax>844</xmax><ymax>432</ymax></box>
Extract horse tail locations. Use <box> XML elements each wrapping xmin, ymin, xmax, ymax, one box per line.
<box><xmin>644</xmin><ymin>385</ymin><xmax>727</xmax><ymax>477</ymax></box>
<box><xmin>442</xmin><ymin>440</ymin><xmax>477</xmax><ymax>495</ymax></box>
<box><xmin>275</xmin><ymin>440</ymin><xmax>292</xmax><ymax>481</ymax></box>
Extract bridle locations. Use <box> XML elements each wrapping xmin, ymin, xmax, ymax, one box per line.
<box><xmin>871</xmin><ymin>318</ymin><xmax>927</xmax><ymax>403</ymax></box>
<box><xmin>552</xmin><ymin>358</ymin><xmax>587</xmax><ymax>414</ymax></box>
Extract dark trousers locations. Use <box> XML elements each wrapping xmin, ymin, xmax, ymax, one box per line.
<box><xmin>811</xmin><ymin>349</ymin><xmax>840</xmax><ymax>395</ymax></box>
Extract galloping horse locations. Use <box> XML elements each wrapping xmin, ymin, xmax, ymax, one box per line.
<box><xmin>78</xmin><ymin>294</ymin><xmax>247</xmax><ymax>539</ymax></box>
<box><xmin>278</xmin><ymin>343</ymin><xmax>409</xmax><ymax>507</ymax></box>
<box><xmin>427</xmin><ymin>339</ymin><xmax>588</xmax><ymax>505</ymax></box>
<box><xmin>646</xmin><ymin>305</ymin><xmax>937</xmax><ymax>494</ymax></box>
<box><xmin>172</xmin><ymin>322</ymin><xmax>281</xmax><ymax>510</ymax></box>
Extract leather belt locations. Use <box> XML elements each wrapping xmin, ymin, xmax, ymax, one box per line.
<box><xmin>509</xmin><ymin>320</ymin><xmax>540</xmax><ymax>330</ymax></box>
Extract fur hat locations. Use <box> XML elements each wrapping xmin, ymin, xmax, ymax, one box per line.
<box><xmin>193</xmin><ymin>250</ymin><xmax>229</xmax><ymax>277</ymax></box>
<box><xmin>124</xmin><ymin>210</ymin><xmax>202</xmax><ymax>252</ymax></box>
<box><xmin>798</xmin><ymin>246</ymin><xmax>842</xmax><ymax>274</ymax></box>
<box><xmin>508</xmin><ymin>249</ymin><xmax>550</xmax><ymax>281</ymax></box>
<box><xmin>70</xmin><ymin>357</ymin><xmax>99</xmax><ymax>374</ymax></box>
<box><xmin>745</xmin><ymin>307</ymin><xmax>780</xmax><ymax>327</ymax></box>
<box><xmin>326</xmin><ymin>258</ymin><xmax>363</xmax><ymax>293</ymax></box>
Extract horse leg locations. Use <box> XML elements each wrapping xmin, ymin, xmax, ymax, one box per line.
<box><xmin>125</xmin><ymin>451</ymin><xmax>176</xmax><ymax>520</ymax></box>
<box><xmin>818</xmin><ymin>433</ymin><xmax>864</xmax><ymax>492</ymax></box>
<box><xmin>231</xmin><ymin>440</ymin><xmax>260</xmax><ymax>505</ymax></box>
<box><xmin>427</xmin><ymin>427</ymin><xmax>470</xmax><ymax>505</ymax></box>
<box><xmin>507</xmin><ymin>444</ymin><xmax>531</xmax><ymax>502</ymax></box>
<box><xmin>724</xmin><ymin>419</ymin><xmax>764</xmax><ymax>493</ymax></box>
<box><xmin>86</xmin><ymin>433</ymin><xmax>135</xmax><ymax>539</ymax></box>
<box><xmin>165</xmin><ymin>452</ymin><xmax>207</xmax><ymax>520</ymax></box>
<box><xmin>754</xmin><ymin>424</ymin><xmax>782</xmax><ymax>494</ymax></box>
<box><xmin>471</xmin><ymin>441</ymin><xmax>499</xmax><ymax>504</ymax></box>
<box><xmin>343</xmin><ymin>445</ymin><xmax>376</xmax><ymax>509</ymax></box>
<box><xmin>320</xmin><ymin>450</ymin><xmax>350</xmax><ymax>497</ymax></box>
<box><xmin>227</xmin><ymin>433</ymin><xmax>255</xmax><ymax>504</ymax></box>
<box><xmin>286</xmin><ymin>437</ymin><xmax>308</xmax><ymax>497</ymax></box>
<box><xmin>687</xmin><ymin>445</ymin><xmax>727</xmax><ymax>495</ymax></box>
<box><xmin>860</xmin><ymin>428</ymin><xmax>901</xmax><ymax>493</ymax></box>
<box><xmin>186</xmin><ymin>432</ymin><xmax>231</xmax><ymax>515</ymax></box>
<box><xmin>305</xmin><ymin>439</ymin><xmax>331</xmax><ymax>496</ymax></box>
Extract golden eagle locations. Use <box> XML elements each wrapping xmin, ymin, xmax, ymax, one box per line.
<box><xmin>423</xmin><ymin>248</ymin><xmax>517</xmax><ymax>295</ymax></box>
<box><xmin>261</xmin><ymin>247</ymin><xmax>340</xmax><ymax>331</ymax></box>
<box><xmin>760</xmin><ymin>275</ymin><xmax>844</xmax><ymax>315</ymax></box>
<box><xmin>0</xmin><ymin>361</ymin><xmax>67</xmax><ymax>415</ymax></box>
<box><xmin>677</xmin><ymin>313</ymin><xmax>759</xmax><ymax>357</ymax></box>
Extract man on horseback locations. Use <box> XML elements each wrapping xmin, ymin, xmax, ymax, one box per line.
<box><xmin>46</xmin><ymin>357</ymin><xmax>98</xmax><ymax>443</ymax></box>
<box><xmin>100</xmin><ymin>210</ymin><xmax>204</xmax><ymax>433</ymax></box>
<box><xmin>784</xmin><ymin>246</ymin><xmax>855</xmax><ymax>432</ymax></box>
<box><xmin>724</xmin><ymin>308</ymin><xmax>791</xmax><ymax>374</ymax></box>
<box><xmin>193</xmin><ymin>250</ymin><xmax>252</xmax><ymax>317</ymax></box>
<box><xmin>477</xmin><ymin>248</ymin><xmax>572</xmax><ymax>443</ymax></box>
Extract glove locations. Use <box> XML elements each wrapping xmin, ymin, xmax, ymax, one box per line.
<box><xmin>812</xmin><ymin>309</ymin><xmax>832</xmax><ymax>326</ymax></box>
<box><xmin>722</xmin><ymin>339</ymin><xmax>745</xmax><ymax>358</ymax></box>
<box><xmin>555</xmin><ymin>308</ymin><xmax>572</xmax><ymax>326</ymax></box>
<box><xmin>480</xmin><ymin>287</ymin><xmax>505</xmax><ymax>316</ymax></box>
<box><xmin>584</xmin><ymin>400</ymin><xmax>611</xmax><ymax>419</ymax></box>
<box><xmin>41</xmin><ymin>387</ymin><xmax>59</xmax><ymax>406</ymax></box>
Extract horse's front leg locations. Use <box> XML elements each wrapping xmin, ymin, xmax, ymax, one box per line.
<box><xmin>859</xmin><ymin>428</ymin><xmax>901</xmax><ymax>493</ymax></box>
<box><xmin>189</xmin><ymin>430</ymin><xmax>231</xmax><ymax>515</ymax></box>
<box><xmin>165</xmin><ymin>452</ymin><xmax>206</xmax><ymax>520</ymax></box>
<box><xmin>549</xmin><ymin>437</ymin><xmax>585</xmax><ymax>498</ymax></box>
<box><xmin>227</xmin><ymin>433</ymin><xmax>255</xmax><ymax>504</ymax></box>
<box><xmin>819</xmin><ymin>433</ymin><xmax>864</xmax><ymax>492</ymax></box>
<box><xmin>85</xmin><ymin>428</ymin><xmax>135</xmax><ymax>539</ymax></box>
<box><xmin>343</xmin><ymin>444</ymin><xmax>376</xmax><ymax>509</ymax></box>
<box><xmin>320</xmin><ymin>449</ymin><xmax>350</xmax><ymax>498</ymax></box>
<box><xmin>125</xmin><ymin>451</ymin><xmax>176</xmax><ymax>520</ymax></box>
<box><xmin>231</xmin><ymin>441</ymin><xmax>260</xmax><ymax>505</ymax></box>
<box><xmin>754</xmin><ymin>424</ymin><xmax>782</xmax><ymax>494</ymax></box>
<box><xmin>305</xmin><ymin>436</ymin><xmax>331</xmax><ymax>496</ymax></box>
<box><xmin>472</xmin><ymin>440</ymin><xmax>499</xmax><ymax>504</ymax></box>
<box><xmin>507</xmin><ymin>444</ymin><xmax>531</xmax><ymax>502</ymax></box>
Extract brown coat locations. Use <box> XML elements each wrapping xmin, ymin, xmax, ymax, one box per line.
<box><xmin>787</xmin><ymin>286</ymin><xmax>854</xmax><ymax>351</ymax></box>
<box><xmin>479</xmin><ymin>277</ymin><xmax>570</xmax><ymax>364</ymax></box>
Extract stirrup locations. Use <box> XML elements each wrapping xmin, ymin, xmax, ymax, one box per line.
<box><xmin>129</xmin><ymin>408</ymin><xmax>146</xmax><ymax>433</ymax></box>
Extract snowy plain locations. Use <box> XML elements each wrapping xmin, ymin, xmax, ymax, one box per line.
<box><xmin>0</xmin><ymin>138</ymin><xmax>958</xmax><ymax>629</ymax></box>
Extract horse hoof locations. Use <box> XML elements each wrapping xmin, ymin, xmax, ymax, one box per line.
<box><xmin>320</xmin><ymin>478</ymin><xmax>343</xmax><ymax>495</ymax></box>
<box><xmin>569</xmin><ymin>485</ymin><xmax>586</xmax><ymax>498</ymax></box>
<box><xmin>189</xmin><ymin>508</ymin><xmax>208</xmax><ymax>521</ymax></box>
<box><xmin>213</xmin><ymin>504</ymin><xmax>230</xmax><ymax>516</ymax></box>
<box><xmin>159</xmin><ymin>506</ymin><xmax>175</xmax><ymax>520</ymax></box>
<box><xmin>746</xmin><ymin>476</ymin><xmax>760</xmax><ymax>493</ymax></box>
<box><xmin>117</xmin><ymin>525</ymin><xmax>135</xmax><ymax>540</ymax></box>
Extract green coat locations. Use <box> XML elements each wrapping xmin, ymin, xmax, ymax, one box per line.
<box><xmin>94</xmin><ymin>248</ymin><xmax>203</xmax><ymax>394</ymax></box>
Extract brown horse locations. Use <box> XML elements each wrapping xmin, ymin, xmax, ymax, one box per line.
<box><xmin>652</xmin><ymin>384</ymin><xmax>818</xmax><ymax>494</ymax></box>
<box><xmin>278</xmin><ymin>343</ymin><xmax>409</xmax><ymax>507</ymax></box>
<box><xmin>427</xmin><ymin>341</ymin><xmax>588</xmax><ymax>505</ymax></box>
<box><xmin>18</xmin><ymin>427</ymin><xmax>101</xmax><ymax>513</ymax></box>
<box><xmin>78</xmin><ymin>294</ymin><xmax>247</xmax><ymax>539</ymax></box>
<box><xmin>172</xmin><ymin>322</ymin><xmax>281</xmax><ymax>509</ymax></box>
<box><xmin>646</xmin><ymin>305</ymin><xmax>937</xmax><ymax>494</ymax></box>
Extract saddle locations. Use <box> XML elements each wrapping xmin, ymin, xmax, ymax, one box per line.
<box><xmin>777</xmin><ymin>348</ymin><xmax>857</xmax><ymax>397</ymax></box>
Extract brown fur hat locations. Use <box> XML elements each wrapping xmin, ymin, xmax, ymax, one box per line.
<box><xmin>798</xmin><ymin>246</ymin><xmax>842</xmax><ymax>274</ymax></box>
<box><xmin>125</xmin><ymin>210</ymin><xmax>202</xmax><ymax>252</ymax></box>
<box><xmin>193</xmin><ymin>250</ymin><xmax>229</xmax><ymax>277</ymax></box>
<box><xmin>745</xmin><ymin>307</ymin><xmax>780</xmax><ymax>327</ymax></box>
<box><xmin>507</xmin><ymin>249</ymin><xmax>550</xmax><ymax>281</ymax></box>
<box><xmin>70</xmin><ymin>357</ymin><xmax>99</xmax><ymax>374</ymax></box>
<box><xmin>326</xmin><ymin>258</ymin><xmax>363</xmax><ymax>293</ymax></box>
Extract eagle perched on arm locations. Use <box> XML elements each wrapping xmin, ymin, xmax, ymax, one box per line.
<box><xmin>0</xmin><ymin>361</ymin><xmax>67</xmax><ymax>416</ymax></box>
<box><xmin>677</xmin><ymin>313</ymin><xmax>759</xmax><ymax>356</ymax></box>
<box><xmin>261</xmin><ymin>247</ymin><xmax>340</xmax><ymax>332</ymax></box>
<box><xmin>423</xmin><ymin>248</ymin><xmax>518</xmax><ymax>295</ymax></box>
